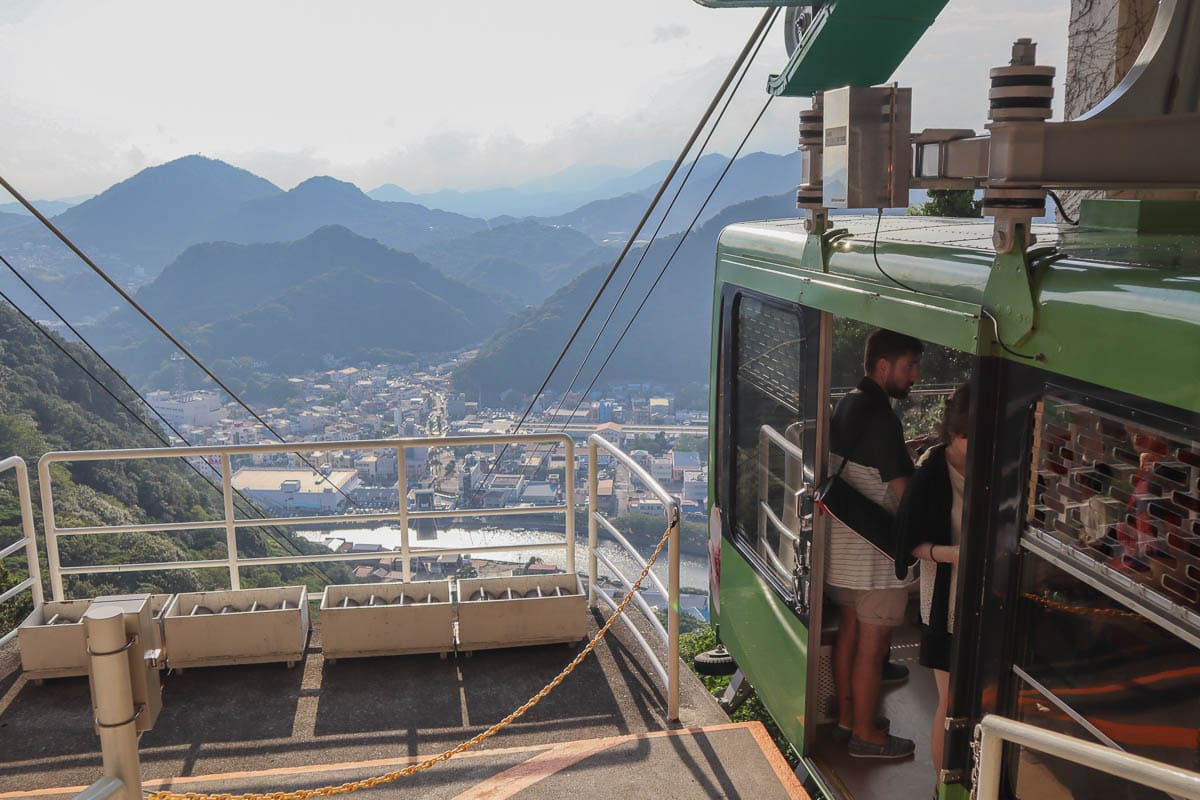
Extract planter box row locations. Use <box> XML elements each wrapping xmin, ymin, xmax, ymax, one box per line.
<box><xmin>322</xmin><ymin>574</ymin><xmax>586</xmax><ymax>661</ymax></box>
<box><xmin>18</xmin><ymin>575</ymin><xmax>587</xmax><ymax>678</ymax></box>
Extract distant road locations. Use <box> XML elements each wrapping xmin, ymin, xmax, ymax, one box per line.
<box><xmin>556</xmin><ymin>423</ymin><xmax>707</xmax><ymax>436</ymax></box>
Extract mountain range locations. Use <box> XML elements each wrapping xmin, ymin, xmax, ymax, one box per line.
<box><xmin>94</xmin><ymin>225</ymin><xmax>508</xmax><ymax>379</ymax></box>
<box><xmin>0</xmin><ymin>149</ymin><xmax>847</xmax><ymax>393</ymax></box>
<box><xmin>452</xmin><ymin>191</ymin><xmax>799</xmax><ymax>400</ymax></box>
<box><xmin>368</xmin><ymin>159</ymin><xmax>678</xmax><ymax>219</ymax></box>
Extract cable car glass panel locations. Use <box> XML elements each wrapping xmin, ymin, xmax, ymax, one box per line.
<box><xmin>724</xmin><ymin>291</ymin><xmax>818</xmax><ymax>608</ymax></box>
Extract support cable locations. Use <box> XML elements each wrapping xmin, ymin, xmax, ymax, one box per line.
<box><xmin>542</xmin><ymin>7</ymin><xmax>778</xmax><ymax>431</ymax></box>
<box><xmin>558</xmin><ymin>95</ymin><xmax>777</xmax><ymax>430</ymax></box>
<box><xmin>871</xmin><ymin>209</ymin><xmax>920</xmax><ymax>292</ymax></box>
<box><xmin>0</xmin><ymin>272</ymin><xmax>335</xmax><ymax>586</ymax></box>
<box><xmin>0</xmin><ymin>175</ymin><xmax>359</xmax><ymax>509</ymax></box>
<box><xmin>465</xmin><ymin>7</ymin><xmax>776</xmax><ymax>505</ymax></box>
<box><xmin>522</xmin><ymin>7</ymin><xmax>780</xmax><ymax>487</ymax></box>
<box><xmin>1046</xmin><ymin>189</ymin><xmax>1079</xmax><ymax>226</ymax></box>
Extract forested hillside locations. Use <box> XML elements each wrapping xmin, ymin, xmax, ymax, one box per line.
<box><xmin>0</xmin><ymin>303</ymin><xmax>343</xmax><ymax>631</ymax></box>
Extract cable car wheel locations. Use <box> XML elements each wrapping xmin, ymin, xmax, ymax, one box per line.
<box><xmin>693</xmin><ymin>644</ymin><xmax>738</xmax><ymax>676</ymax></box>
<box><xmin>783</xmin><ymin>4</ymin><xmax>825</xmax><ymax>57</ymax></box>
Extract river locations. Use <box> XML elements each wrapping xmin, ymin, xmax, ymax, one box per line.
<box><xmin>297</xmin><ymin>524</ymin><xmax>710</xmax><ymax>593</ymax></box>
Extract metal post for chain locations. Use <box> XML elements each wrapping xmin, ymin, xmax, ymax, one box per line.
<box><xmin>84</xmin><ymin>605</ymin><xmax>142</xmax><ymax>800</ymax></box>
<box><xmin>666</xmin><ymin>505</ymin><xmax>680</xmax><ymax>722</ymax></box>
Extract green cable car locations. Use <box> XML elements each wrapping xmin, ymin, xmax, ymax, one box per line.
<box><xmin>698</xmin><ymin>2</ymin><xmax>1200</xmax><ymax>798</ymax></box>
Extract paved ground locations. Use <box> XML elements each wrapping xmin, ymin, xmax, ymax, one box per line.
<box><xmin>0</xmin><ymin>610</ymin><xmax>808</xmax><ymax>799</ymax></box>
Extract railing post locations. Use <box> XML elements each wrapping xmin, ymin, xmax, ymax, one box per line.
<box><xmin>219</xmin><ymin>454</ymin><xmax>241</xmax><ymax>590</ymax></box>
<box><xmin>83</xmin><ymin>606</ymin><xmax>142</xmax><ymax>800</ymax></box>
<box><xmin>975</xmin><ymin>720</ymin><xmax>1003</xmax><ymax>800</ymax></box>
<box><xmin>564</xmin><ymin>438</ymin><xmax>576</xmax><ymax>576</ymax></box>
<box><xmin>37</xmin><ymin>458</ymin><xmax>65</xmax><ymax>601</ymax></box>
<box><xmin>13</xmin><ymin>460</ymin><xmax>43</xmax><ymax>605</ymax></box>
<box><xmin>667</xmin><ymin>503</ymin><xmax>680</xmax><ymax>722</ymax></box>
<box><xmin>397</xmin><ymin>445</ymin><xmax>410</xmax><ymax>582</ymax></box>
<box><xmin>588</xmin><ymin>439</ymin><xmax>598</xmax><ymax>606</ymax></box>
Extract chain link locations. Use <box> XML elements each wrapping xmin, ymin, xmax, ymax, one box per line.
<box><xmin>145</xmin><ymin>526</ymin><xmax>674</xmax><ymax>800</ymax></box>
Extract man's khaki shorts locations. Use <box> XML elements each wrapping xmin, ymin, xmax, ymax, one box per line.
<box><xmin>831</xmin><ymin>586</ymin><xmax>908</xmax><ymax>627</ymax></box>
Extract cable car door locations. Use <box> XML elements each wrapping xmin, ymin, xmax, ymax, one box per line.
<box><xmin>713</xmin><ymin>288</ymin><xmax>826</xmax><ymax>751</ymax></box>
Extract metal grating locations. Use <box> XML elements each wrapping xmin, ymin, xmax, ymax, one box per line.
<box><xmin>736</xmin><ymin>297</ymin><xmax>804</xmax><ymax>415</ymax></box>
<box><xmin>1027</xmin><ymin>396</ymin><xmax>1200</xmax><ymax>617</ymax></box>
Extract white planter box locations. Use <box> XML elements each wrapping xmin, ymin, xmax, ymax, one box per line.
<box><xmin>320</xmin><ymin>581</ymin><xmax>453</xmax><ymax>662</ymax></box>
<box><xmin>456</xmin><ymin>574</ymin><xmax>586</xmax><ymax>653</ymax></box>
<box><xmin>163</xmin><ymin>587</ymin><xmax>309</xmax><ymax>669</ymax></box>
<box><xmin>17</xmin><ymin>599</ymin><xmax>93</xmax><ymax>680</ymax></box>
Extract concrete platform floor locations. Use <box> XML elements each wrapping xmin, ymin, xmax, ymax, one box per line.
<box><xmin>0</xmin><ymin>609</ymin><xmax>808</xmax><ymax>800</ymax></box>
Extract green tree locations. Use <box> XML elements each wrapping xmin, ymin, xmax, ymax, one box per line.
<box><xmin>908</xmin><ymin>188</ymin><xmax>982</xmax><ymax>218</ymax></box>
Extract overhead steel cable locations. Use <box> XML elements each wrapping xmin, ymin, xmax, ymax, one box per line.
<box><xmin>0</xmin><ymin>276</ymin><xmax>337</xmax><ymax>586</ymax></box>
<box><xmin>558</xmin><ymin>94</ymin><xmax>777</xmax><ymax>432</ymax></box>
<box><xmin>516</xmin><ymin>7</ymin><xmax>780</xmax><ymax>490</ymax></box>
<box><xmin>0</xmin><ymin>252</ymin><xmax>195</xmax><ymax>446</ymax></box>
<box><xmin>465</xmin><ymin>6</ymin><xmax>777</xmax><ymax>505</ymax></box>
<box><xmin>0</xmin><ymin>176</ymin><xmax>359</xmax><ymax>510</ymax></box>
<box><xmin>538</xmin><ymin>7</ymin><xmax>779</xmax><ymax>432</ymax></box>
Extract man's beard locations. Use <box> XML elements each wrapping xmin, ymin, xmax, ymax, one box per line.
<box><xmin>885</xmin><ymin>378</ymin><xmax>911</xmax><ymax>399</ymax></box>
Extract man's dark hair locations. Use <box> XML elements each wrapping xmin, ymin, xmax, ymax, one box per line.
<box><xmin>863</xmin><ymin>328</ymin><xmax>924</xmax><ymax>375</ymax></box>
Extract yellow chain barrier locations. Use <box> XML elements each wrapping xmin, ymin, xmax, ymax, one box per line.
<box><xmin>146</xmin><ymin>524</ymin><xmax>674</xmax><ymax>800</ymax></box>
<box><xmin>1021</xmin><ymin>592</ymin><xmax>1147</xmax><ymax>622</ymax></box>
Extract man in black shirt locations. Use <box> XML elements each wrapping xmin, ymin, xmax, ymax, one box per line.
<box><xmin>828</xmin><ymin>329</ymin><xmax>922</xmax><ymax>759</ymax></box>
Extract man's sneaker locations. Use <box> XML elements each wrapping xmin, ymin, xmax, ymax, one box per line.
<box><xmin>881</xmin><ymin>660</ymin><xmax>909</xmax><ymax>684</ymax></box>
<box><xmin>831</xmin><ymin>715</ymin><xmax>890</xmax><ymax>744</ymax></box>
<box><xmin>847</xmin><ymin>733</ymin><xmax>916</xmax><ymax>760</ymax></box>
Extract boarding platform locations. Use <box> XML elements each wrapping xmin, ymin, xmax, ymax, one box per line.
<box><xmin>0</xmin><ymin>612</ymin><xmax>807</xmax><ymax>800</ymax></box>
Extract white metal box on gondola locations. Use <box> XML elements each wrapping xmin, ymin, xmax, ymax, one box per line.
<box><xmin>455</xmin><ymin>573</ymin><xmax>586</xmax><ymax>652</ymax></box>
<box><xmin>319</xmin><ymin>581</ymin><xmax>453</xmax><ymax>662</ymax></box>
<box><xmin>163</xmin><ymin>586</ymin><xmax>309</xmax><ymax>669</ymax></box>
<box><xmin>17</xmin><ymin>599</ymin><xmax>93</xmax><ymax>680</ymax></box>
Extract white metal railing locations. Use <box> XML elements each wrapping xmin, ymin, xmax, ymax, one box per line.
<box><xmin>32</xmin><ymin>432</ymin><xmax>682</xmax><ymax>720</ymax></box>
<box><xmin>975</xmin><ymin>714</ymin><xmax>1200</xmax><ymax>800</ymax></box>
<box><xmin>587</xmin><ymin>433</ymin><xmax>680</xmax><ymax>721</ymax></box>
<box><xmin>37</xmin><ymin>434</ymin><xmax>575</xmax><ymax>601</ymax></box>
<box><xmin>0</xmin><ymin>455</ymin><xmax>44</xmax><ymax>646</ymax></box>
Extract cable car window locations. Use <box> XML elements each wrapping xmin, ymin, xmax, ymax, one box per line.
<box><xmin>1025</xmin><ymin>396</ymin><xmax>1200</xmax><ymax>634</ymax></box>
<box><xmin>1010</xmin><ymin>555</ymin><xmax>1200</xmax><ymax>800</ymax></box>
<box><xmin>725</xmin><ymin>293</ymin><xmax>812</xmax><ymax>598</ymax></box>
<box><xmin>1015</xmin><ymin>394</ymin><xmax>1200</xmax><ymax>798</ymax></box>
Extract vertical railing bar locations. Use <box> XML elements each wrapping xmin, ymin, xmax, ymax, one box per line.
<box><xmin>397</xmin><ymin>445</ymin><xmax>410</xmax><ymax>582</ymax></box>
<box><xmin>37</xmin><ymin>457</ymin><xmax>64</xmax><ymax>601</ymax></box>
<box><xmin>564</xmin><ymin>438</ymin><xmax>575</xmax><ymax>578</ymax></box>
<box><xmin>11</xmin><ymin>460</ymin><xmax>43</xmax><ymax>606</ymax></box>
<box><xmin>588</xmin><ymin>439</ymin><xmax>598</xmax><ymax>606</ymax></box>
<box><xmin>219</xmin><ymin>454</ymin><xmax>240</xmax><ymax>591</ymax></box>
<box><xmin>667</xmin><ymin>501</ymin><xmax>680</xmax><ymax>722</ymax></box>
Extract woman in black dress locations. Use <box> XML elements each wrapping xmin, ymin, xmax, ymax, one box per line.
<box><xmin>892</xmin><ymin>384</ymin><xmax>971</xmax><ymax>779</ymax></box>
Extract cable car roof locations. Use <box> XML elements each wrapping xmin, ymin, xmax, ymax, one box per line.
<box><xmin>716</xmin><ymin>206</ymin><xmax>1200</xmax><ymax>414</ymax></box>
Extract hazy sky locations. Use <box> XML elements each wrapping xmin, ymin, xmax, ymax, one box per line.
<box><xmin>1</xmin><ymin>1</ymin><xmax>1068</xmax><ymax>198</ymax></box>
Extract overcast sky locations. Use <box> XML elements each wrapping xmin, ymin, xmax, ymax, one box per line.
<box><xmin>0</xmin><ymin>1</ymin><xmax>1068</xmax><ymax>198</ymax></box>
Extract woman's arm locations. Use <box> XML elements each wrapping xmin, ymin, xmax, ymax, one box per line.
<box><xmin>911</xmin><ymin>542</ymin><xmax>960</xmax><ymax>566</ymax></box>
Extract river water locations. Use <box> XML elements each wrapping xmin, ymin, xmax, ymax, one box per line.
<box><xmin>298</xmin><ymin>524</ymin><xmax>709</xmax><ymax>593</ymax></box>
